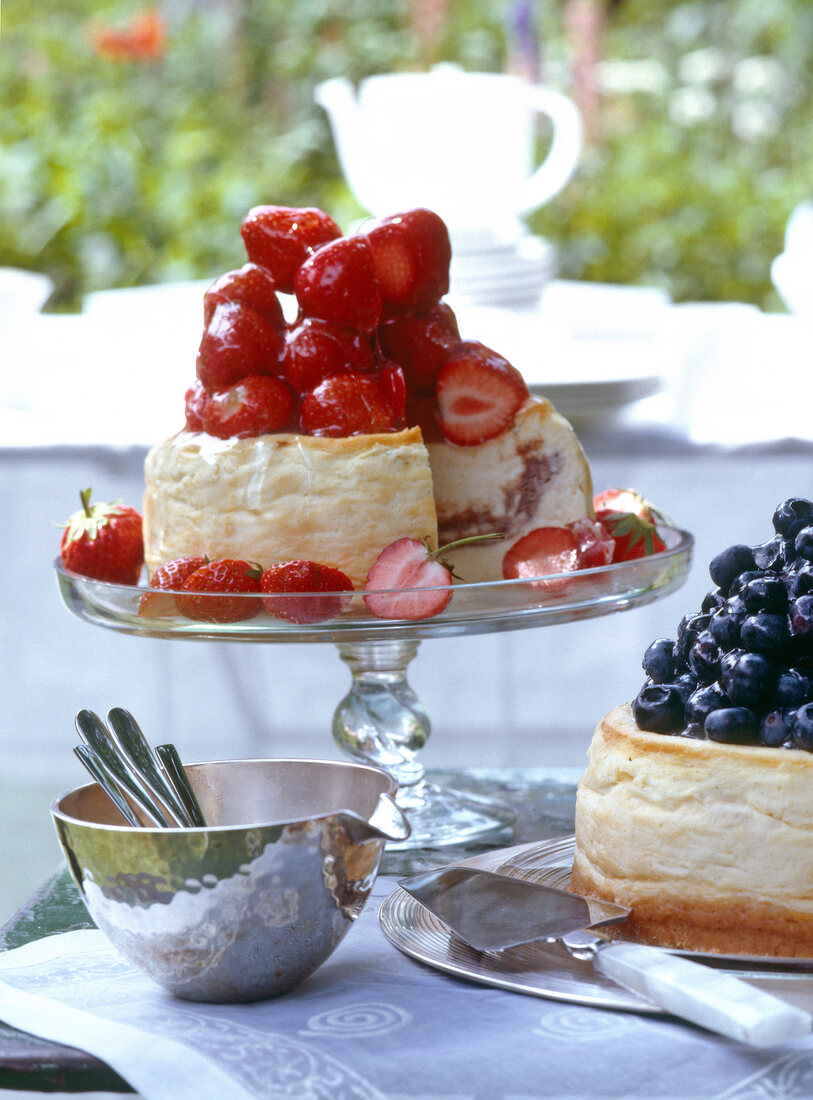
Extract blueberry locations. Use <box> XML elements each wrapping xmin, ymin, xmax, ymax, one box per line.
<box><xmin>709</xmin><ymin>608</ymin><xmax>743</xmax><ymax>650</ymax></box>
<box><xmin>701</xmin><ymin>589</ymin><xmax>726</xmax><ymax>614</ymax></box>
<box><xmin>795</xmin><ymin>526</ymin><xmax>813</xmax><ymax>562</ymax></box>
<box><xmin>705</xmin><ymin>706</ymin><xmax>759</xmax><ymax>743</ymax></box>
<box><xmin>674</xmin><ymin>613</ymin><xmax>711</xmax><ymax>666</ymax></box>
<box><xmin>709</xmin><ymin>544</ymin><xmax>757</xmax><ymax>591</ymax></box>
<box><xmin>791</xmin><ymin>702</ymin><xmax>813</xmax><ymax>751</ymax></box>
<box><xmin>674</xmin><ymin>671</ymin><xmax>700</xmax><ymax>704</ymax></box>
<box><xmin>725</xmin><ymin>594</ymin><xmax>747</xmax><ymax>619</ymax></box>
<box><xmin>742</xmin><ymin>575</ymin><xmax>789</xmax><ymax>614</ymax></box>
<box><xmin>729</xmin><ymin>570</ymin><xmax>766</xmax><ymax>597</ymax></box>
<box><xmin>740</xmin><ymin>612</ymin><xmax>790</xmax><ymax>654</ymax></box>
<box><xmin>685</xmin><ymin>682</ymin><xmax>729</xmax><ymax>725</ymax></box>
<box><xmin>788</xmin><ymin>562</ymin><xmax>813</xmax><ymax>598</ymax></box>
<box><xmin>682</xmin><ymin>722</ymin><xmax>706</xmax><ymax>739</ymax></box>
<box><xmin>688</xmin><ymin>631</ymin><xmax>721</xmax><ymax>683</ymax></box>
<box><xmin>642</xmin><ymin>638</ymin><xmax>677</xmax><ymax>684</ymax></box>
<box><xmin>789</xmin><ymin>596</ymin><xmax>813</xmax><ymax>647</ymax></box>
<box><xmin>773</xmin><ymin>498</ymin><xmax>813</xmax><ymax>539</ymax></box>
<box><xmin>770</xmin><ymin>668</ymin><xmax>812</xmax><ymax>710</ymax></box>
<box><xmin>721</xmin><ymin>651</ymin><xmax>776</xmax><ymax>708</ymax></box>
<box><xmin>760</xmin><ymin>709</ymin><xmax>794</xmax><ymax>748</ymax></box>
<box><xmin>633</xmin><ymin>683</ymin><xmax>686</xmax><ymax>734</ymax></box>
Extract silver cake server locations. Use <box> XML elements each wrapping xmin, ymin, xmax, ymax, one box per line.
<box><xmin>399</xmin><ymin>866</ymin><xmax>813</xmax><ymax>1048</ymax></box>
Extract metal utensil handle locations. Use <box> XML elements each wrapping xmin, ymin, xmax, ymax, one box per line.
<box><xmin>73</xmin><ymin>744</ymin><xmax>142</xmax><ymax>827</ymax></box>
<box><xmin>75</xmin><ymin>710</ymin><xmax>176</xmax><ymax>827</ymax></box>
<box><xmin>105</xmin><ymin>708</ymin><xmax>193</xmax><ymax>827</ymax></box>
<box><xmin>595</xmin><ymin>941</ymin><xmax>812</xmax><ymax>1048</ymax></box>
<box><xmin>156</xmin><ymin>744</ymin><xmax>207</xmax><ymax>827</ymax></box>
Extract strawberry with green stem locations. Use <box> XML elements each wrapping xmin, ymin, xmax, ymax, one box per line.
<box><xmin>60</xmin><ymin>488</ymin><xmax>144</xmax><ymax>585</ymax></box>
<box><xmin>364</xmin><ymin>533</ymin><xmax>504</xmax><ymax>621</ymax></box>
<box><xmin>593</xmin><ymin>488</ymin><xmax>667</xmax><ymax>561</ymax></box>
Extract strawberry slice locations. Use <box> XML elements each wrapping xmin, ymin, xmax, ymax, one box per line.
<box><xmin>196</xmin><ymin>301</ymin><xmax>282</xmax><ymax>391</ymax></box>
<box><xmin>363</xmin><ymin>209</ymin><xmax>451</xmax><ymax>314</ymax></box>
<box><xmin>176</xmin><ymin>559</ymin><xmax>263</xmax><ymax>623</ymax></box>
<box><xmin>203</xmin><ymin>374</ymin><xmax>296</xmax><ymax>439</ymax></box>
<box><xmin>298</xmin><ymin>372</ymin><xmax>399</xmax><ymax>437</ymax></box>
<box><xmin>281</xmin><ymin>317</ymin><xmax>375</xmax><ymax>392</ymax></box>
<box><xmin>240</xmin><ymin>205</ymin><xmax>341</xmax><ymax>294</ymax></box>
<box><xmin>294</xmin><ymin>236</ymin><xmax>382</xmax><ymax>335</ymax></box>
<box><xmin>203</xmin><ymin>263</ymin><xmax>285</xmax><ymax>328</ymax></box>
<box><xmin>260</xmin><ymin>560</ymin><xmax>354</xmax><ymax>623</ymax></box>
<box><xmin>435</xmin><ymin>341</ymin><xmax>529</xmax><ymax>445</ymax></box>
<box><xmin>378</xmin><ymin>302</ymin><xmax>460</xmax><ymax>396</ymax></box>
<box><xmin>594</xmin><ymin>488</ymin><xmax>667</xmax><ymax>561</ymax></box>
<box><xmin>364</xmin><ymin>537</ymin><xmax>454</xmax><ymax>621</ymax></box>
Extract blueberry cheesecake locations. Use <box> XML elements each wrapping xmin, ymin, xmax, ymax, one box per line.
<box><xmin>570</xmin><ymin>498</ymin><xmax>813</xmax><ymax>957</ymax></box>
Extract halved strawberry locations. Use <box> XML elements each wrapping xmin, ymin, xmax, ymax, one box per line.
<box><xmin>203</xmin><ymin>374</ymin><xmax>296</xmax><ymax>439</ymax></box>
<box><xmin>593</xmin><ymin>488</ymin><xmax>667</xmax><ymax>561</ymax></box>
<box><xmin>184</xmin><ymin>380</ymin><xmax>209</xmax><ymax>431</ymax></box>
<box><xmin>260</xmin><ymin>560</ymin><xmax>354</xmax><ymax>624</ymax></box>
<box><xmin>502</xmin><ymin>526</ymin><xmax>581</xmax><ymax>581</ymax></box>
<box><xmin>294</xmin><ymin>236</ymin><xmax>382</xmax><ymax>334</ymax></box>
<box><xmin>435</xmin><ymin>341</ymin><xmax>529</xmax><ymax>445</ymax></box>
<box><xmin>298</xmin><ymin>372</ymin><xmax>399</xmax><ymax>437</ymax></box>
<box><xmin>176</xmin><ymin>559</ymin><xmax>263</xmax><ymax>623</ymax></box>
<box><xmin>362</xmin><ymin>209</ymin><xmax>451</xmax><ymax>314</ymax></box>
<box><xmin>281</xmin><ymin>317</ymin><xmax>375</xmax><ymax>392</ymax></box>
<box><xmin>196</xmin><ymin>301</ymin><xmax>282</xmax><ymax>391</ymax></box>
<box><xmin>240</xmin><ymin>205</ymin><xmax>341</xmax><ymax>294</ymax></box>
<box><xmin>364</xmin><ymin>537</ymin><xmax>454</xmax><ymax>620</ymax></box>
<box><xmin>203</xmin><ymin>263</ymin><xmax>285</xmax><ymax>328</ymax></box>
<box><xmin>377</xmin><ymin>302</ymin><xmax>460</xmax><ymax>396</ymax></box>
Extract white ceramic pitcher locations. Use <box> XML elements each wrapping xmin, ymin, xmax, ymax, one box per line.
<box><xmin>315</xmin><ymin>64</ymin><xmax>583</xmax><ymax>250</ymax></box>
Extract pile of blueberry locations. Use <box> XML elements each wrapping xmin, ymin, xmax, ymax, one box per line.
<box><xmin>633</xmin><ymin>497</ymin><xmax>813</xmax><ymax>750</ymax></box>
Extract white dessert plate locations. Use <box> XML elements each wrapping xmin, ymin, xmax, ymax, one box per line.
<box><xmin>379</xmin><ymin>836</ymin><xmax>813</xmax><ymax>1015</ymax></box>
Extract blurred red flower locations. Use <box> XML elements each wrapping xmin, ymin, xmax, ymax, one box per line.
<box><xmin>87</xmin><ymin>7</ymin><xmax>166</xmax><ymax>63</ymax></box>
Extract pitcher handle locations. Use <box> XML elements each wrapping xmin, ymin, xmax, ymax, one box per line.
<box><xmin>519</xmin><ymin>86</ymin><xmax>583</xmax><ymax>214</ymax></box>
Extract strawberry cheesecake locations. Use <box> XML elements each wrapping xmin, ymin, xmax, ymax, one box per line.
<box><xmin>142</xmin><ymin>205</ymin><xmax>594</xmax><ymax>590</ymax></box>
<box><xmin>570</xmin><ymin>497</ymin><xmax>813</xmax><ymax>957</ymax></box>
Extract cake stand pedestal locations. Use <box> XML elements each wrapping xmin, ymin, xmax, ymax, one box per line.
<box><xmin>55</xmin><ymin>526</ymin><xmax>692</xmax><ymax>850</ymax></box>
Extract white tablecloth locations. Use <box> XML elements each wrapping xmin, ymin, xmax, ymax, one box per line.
<box><xmin>2</xmin><ymin>874</ymin><xmax>812</xmax><ymax>1099</ymax></box>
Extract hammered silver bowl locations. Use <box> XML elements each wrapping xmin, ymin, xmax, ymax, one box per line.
<box><xmin>52</xmin><ymin>758</ymin><xmax>410</xmax><ymax>1003</ymax></box>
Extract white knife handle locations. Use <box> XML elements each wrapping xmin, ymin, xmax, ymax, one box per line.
<box><xmin>595</xmin><ymin>942</ymin><xmax>812</xmax><ymax>1047</ymax></box>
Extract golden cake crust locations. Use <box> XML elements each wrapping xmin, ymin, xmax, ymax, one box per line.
<box><xmin>142</xmin><ymin>427</ymin><xmax>438</xmax><ymax>589</ymax></box>
<box><xmin>570</xmin><ymin>703</ymin><xmax>813</xmax><ymax>957</ymax></box>
<box><xmin>426</xmin><ymin>397</ymin><xmax>593</xmax><ymax>583</ymax></box>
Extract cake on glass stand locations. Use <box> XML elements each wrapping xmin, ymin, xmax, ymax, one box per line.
<box><xmin>56</xmin><ymin>523</ymin><xmax>692</xmax><ymax>850</ymax></box>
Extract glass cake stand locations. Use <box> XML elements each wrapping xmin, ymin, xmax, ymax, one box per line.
<box><xmin>55</xmin><ymin>526</ymin><xmax>692</xmax><ymax>849</ymax></box>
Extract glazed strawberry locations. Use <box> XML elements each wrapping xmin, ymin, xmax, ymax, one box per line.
<box><xmin>184</xmin><ymin>380</ymin><xmax>208</xmax><ymax>431</ymax></box>
<box><xmin>298</xmin><ymin>373</ymin><xmax>399</xmax><ymax>437</ymax></box>
<box><xmin>60</xmin><ymin>488</ymin><xmax>144</xmax><ymax>585</ymax></box>
<box><xmin>203</xmin><ymin>263</ymin><xmax>285</xmax><ymax>328</ymax></box>
<box><xmin>362</xmin><ymin>209</ymin><xmax>451</xmax><ymax>314</ymax></box>
<box><xmin>281</xmin><ymin>317</ymin><xmax>375</xmax><ymax>392</ymax></box>
<box><xmin>176</xmin><ymin>559</ymin><xmax>262</xmax><ymax>623</ymax></box>
<box><xmin>378</xmin><ymin>302</ymin><xmax>460</xmax><ymax>395</ymax></box>
<box><xmin>378</xmin><ymin>362</ymin><xmax>407</xmax><ymax>427</ymax></box>
<box><xmin>594</xmin><ymin>488</ymin><xmax>667</xmax><ymax>561</ymax></box>
<box><xmin>138</xmin><ymin>555</ymin><xmax>207</xmax><ymax>617</ymax></box>
<box><xmin>240</xmin><ymin>205</ymin><xmax>341</xmax><ymax>294</ymax></box>
<box><xmin>196</xmin><ymin>301</ymin><xmax>282</xmax><ymax>391</ymax></box>
<box><xmin>294</xmin><ymin>236</ymin><xmax>382</xmax><ymax>335</ymax></box>
<box><xmin>203</xmin><ymin>374</ymin><xmax>296</xmax><ymax>439</ymax></box>
<box><xmin>435</xmin><ymin>341</ymin><xmax>529</xmax><ymax>445</ymax></box>
<box><xmin>502</xmin><ymin>526</ymin><xmax>581</xmax><ymax>581</ymax></box>
<box><xmin>260</xmin><ymin>560</ymin><xmax>354</xmax><ymax>623</ymax></box>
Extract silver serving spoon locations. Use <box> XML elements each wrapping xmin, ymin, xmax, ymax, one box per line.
<box><xmin>74</xmin><ymin>709</ymin><xmax>206</xmax><ymax>828</ymax></box>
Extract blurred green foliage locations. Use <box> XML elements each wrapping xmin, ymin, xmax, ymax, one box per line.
<box><xmin>1</xmin><ymin>0</ymin><xmax>810</xmax><ymax>309</ymax></box>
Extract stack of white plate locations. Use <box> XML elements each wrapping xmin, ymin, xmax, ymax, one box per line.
<box><xmin>449</xmin><ymin>234</ymin><xmax>557</xmax><ymax>307</ymax></box>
